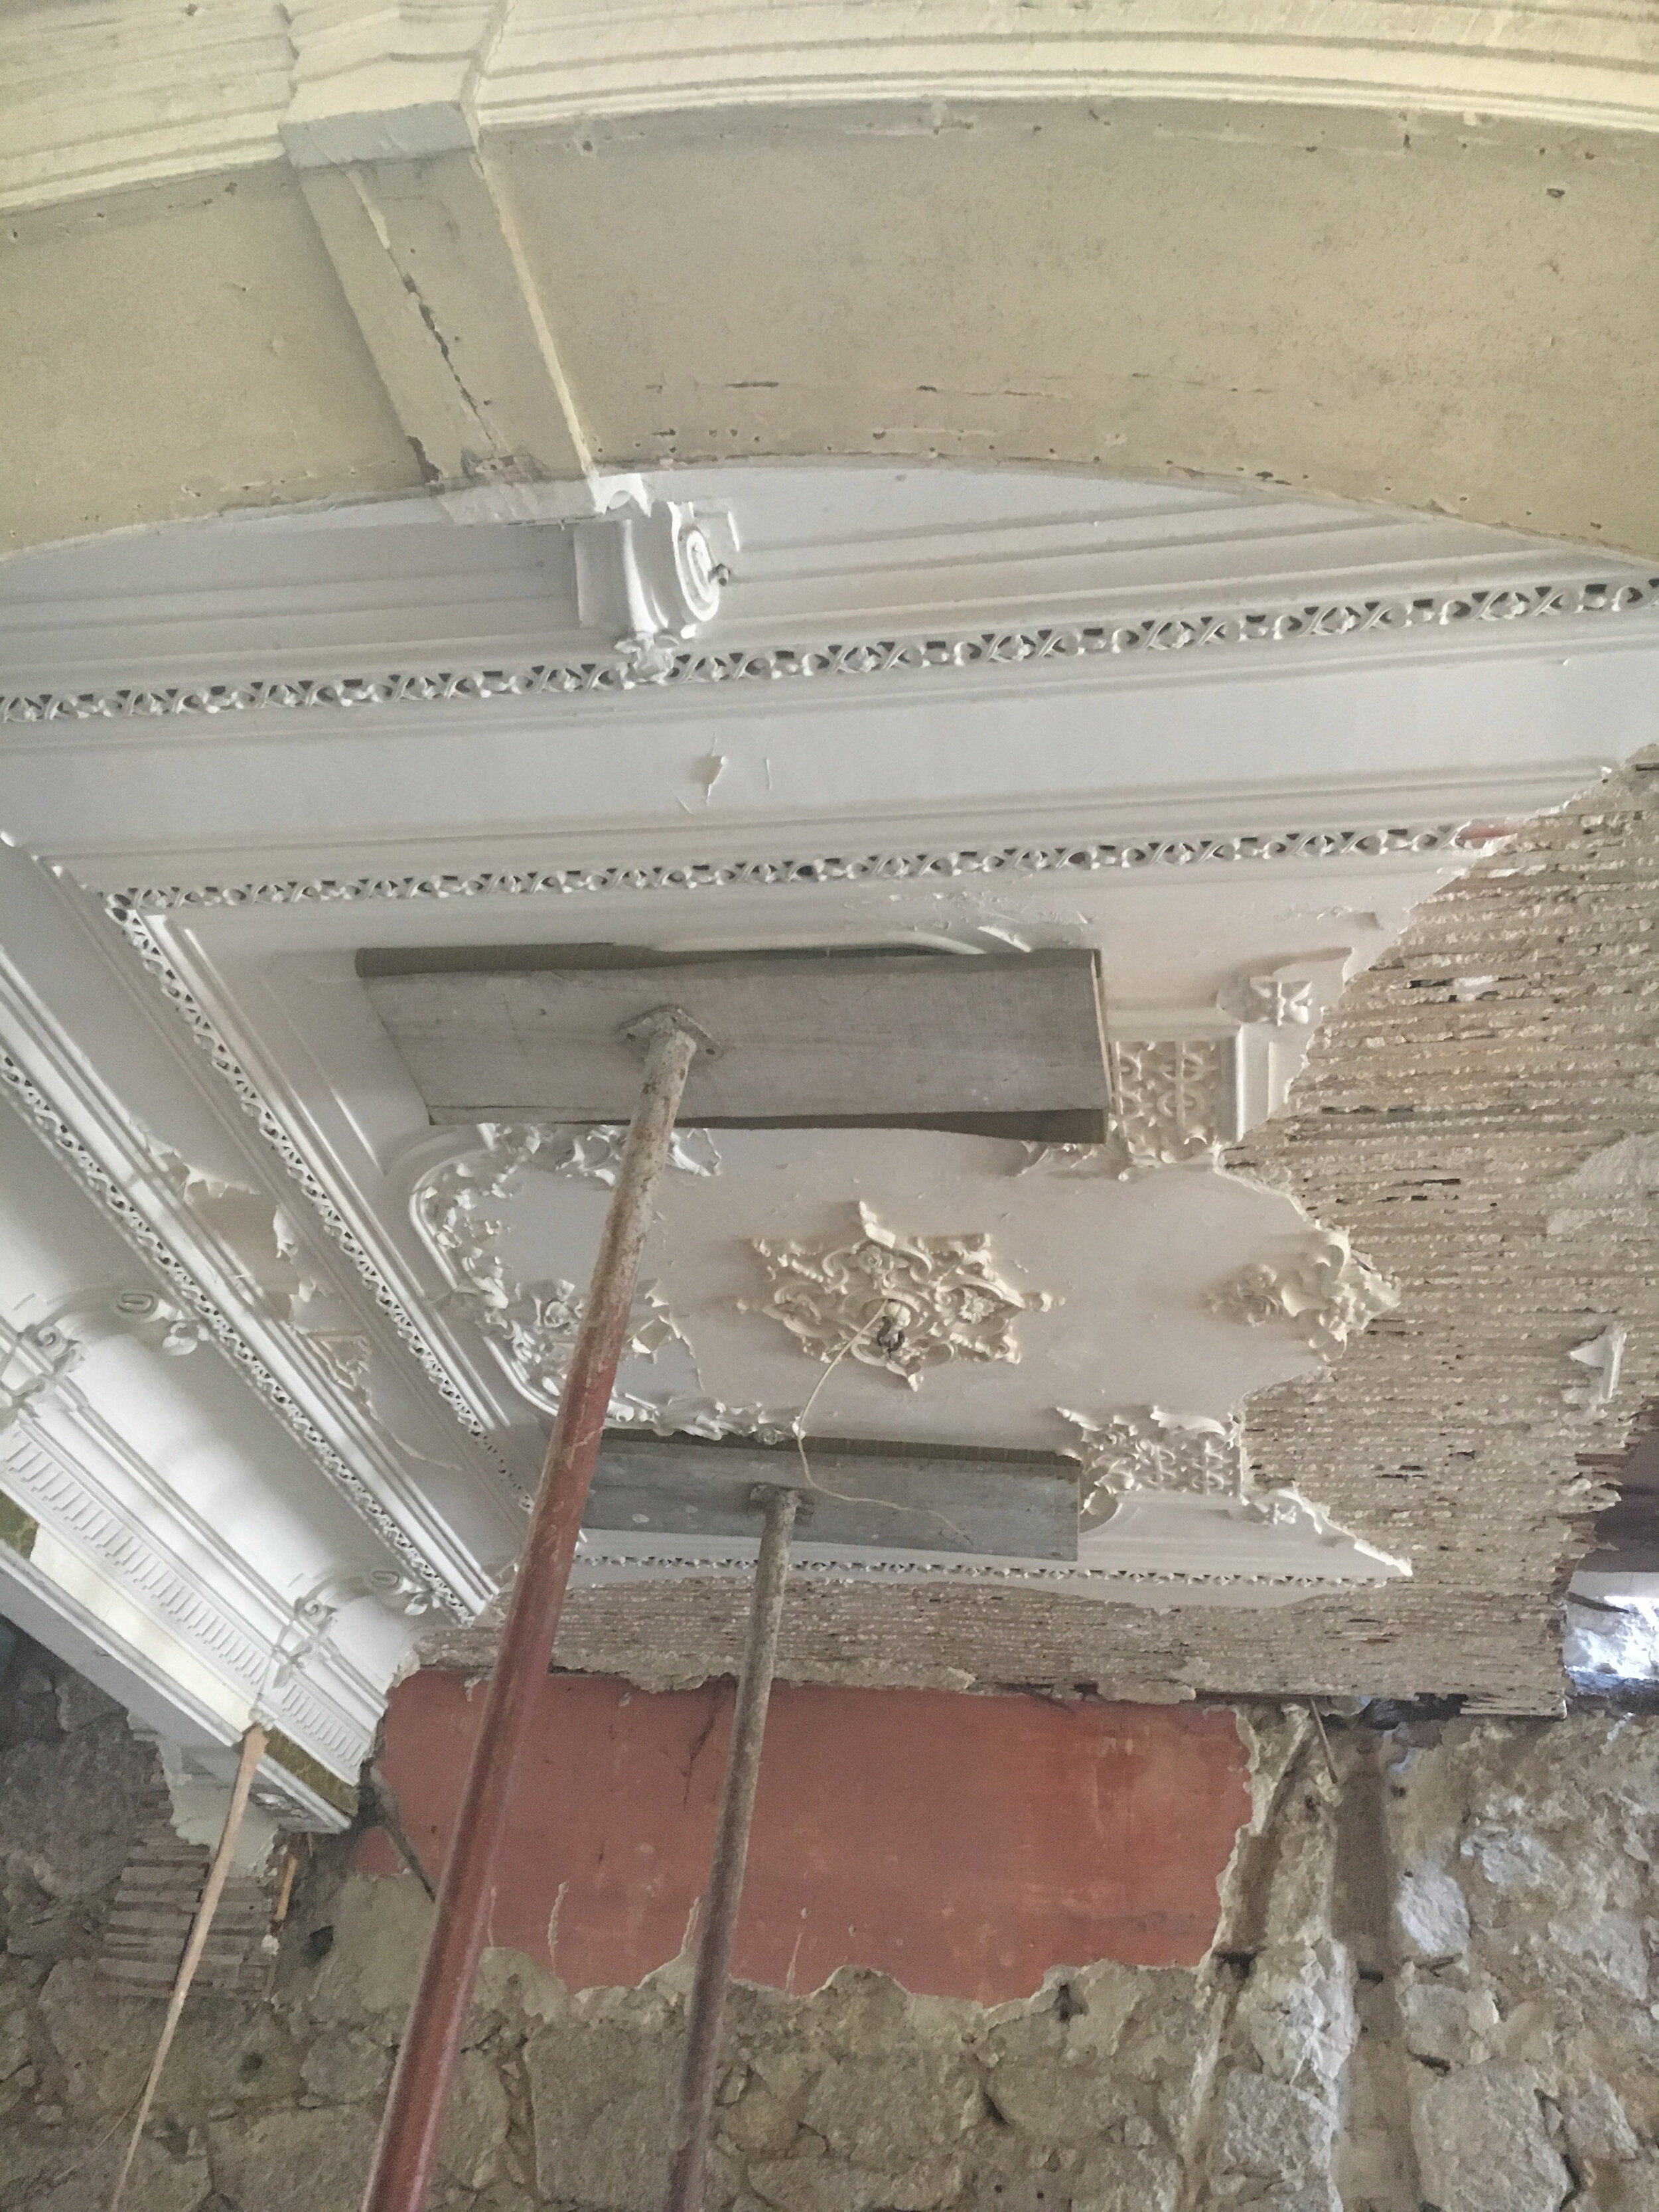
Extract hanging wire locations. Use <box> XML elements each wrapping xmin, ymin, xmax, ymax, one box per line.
<box><xmin>786</xmin><ymin>1303</ymin><xmax>973</xmax><ymax>1548</ymax></box>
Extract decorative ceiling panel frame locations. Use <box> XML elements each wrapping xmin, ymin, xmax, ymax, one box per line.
<box><xmin>17</xmin><ymin>488</ymin><xmax>1645</xmax><ymax>1618</ymax></box>
<box><xmin>0</xmin><ymin>878</ymin><xmax>507</xmax><ymax>1625</ymax></box>
<box><xmin>0</xmin><ymin>1051</ymin><xmax>476</xmax><ymax>1624</ymax></box>
<box><xmin>88</xmin><ymin>816</ymin><xmax>1473</xmax><ymax>1606</ymax></box>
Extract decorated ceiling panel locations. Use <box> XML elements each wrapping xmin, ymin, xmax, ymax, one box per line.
<box><xmin>3</xmin><ymin>465</ymin><xmax>1655</xmax><ymax>1755</ymax></box>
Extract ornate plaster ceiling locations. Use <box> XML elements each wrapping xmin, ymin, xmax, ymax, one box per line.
<box><xmin>407</xmin><ymin>1123</ymin><xmax>1408</xmax><ymax>1605</ymax></box>
<box><xmin>1</xmin><ymin>465</ymin><xmax>1656</xmax><ymax>1790</ymax></box>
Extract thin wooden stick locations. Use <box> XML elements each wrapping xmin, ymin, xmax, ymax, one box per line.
<box><xmin>664</xmin><ymin>1486</ymin><xmax>798</xmax><ymax>2212</ymax></box>
<box><xmin>108</xmin><ymin>1723</ymin><xmax>267</xmax><ymax>2211</ymax></box>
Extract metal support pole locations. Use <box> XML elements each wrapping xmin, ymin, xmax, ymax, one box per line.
<box><xmin>664</xmin><ymin>1485</ymin><xmax>799</xmax><ymax>2212</ymax></box>
<box><xmin>361</xmin><ymin>1015</ymin><xmax>701</xmax><ymax>2212</ymax></box>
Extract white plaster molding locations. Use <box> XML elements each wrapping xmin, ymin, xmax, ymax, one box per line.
<box><xmin>92</xmin><ymin>845</ymin><xmax>1460</xmax><ymax>1478</ymax></box>
<box><xmin>1239</xmin><ymin>974</ymin><xmax>1314</xmax><ymax>1027</ymax></box>
<box><xmin>1106</xmin><ymin>1031</ymin><xmax>1237</xmax><ymax>1164</ymax></box>
<box><xmin>572</xmin><ymin>1485</ymin><xmax>1410</xmax><ymax>1609</ymax></box>
<box><xmin>1058</xmin><ymin>1406</ymin><xmax>1244</xmax><ymax>1518</ymax></box>
<box><xmin>413</xmin><ymin>1120</ymin><xmax>717</xmax><ymax>1416</ymax></box>
<box><xmin>97</xmin><ymin>901</ymin><xmax>510</xmax><ymax>1461</ymax></box>
<box><xmin>8</xmin><ymin>573</ymin><xmax>1657</xmax><ymax>727</ymax></box>
<box><xmin>479</xmin><ymin>1</ymin><xmax>1659</xmax><ymax>139</ymax></box>
<box><xmin>1208</xmin><ymin>1226</ymin><xmax>1400</xmax><ymax>1358</ymax></box>
<box><xmin>0</xmin><ymin>1525</ymin><xmax>352</xmax><ymax>1830</ymax></box>
<box><xmin>0</xmin><ymin>1045</ymin><xmax>477</xmax><ymax>1619</ymax></box>
<box><xmin>0</xmin><ymin>1380</ymin><xmax>382</xmax><ymax>1793</ymax></box>
<box><xmin>10</xmin><ymin>0</ymin><xmax>1659</xmax><ymax>218</ymax></box>
<box><xmin>1216</xmin><ymin>947</ymin><xmax>1356</xmax><ymax>1130</ymax></box>
<box><xmin>571</xmin><ymin>493</ymin><xmax>727</xmax><ymax>652</ymax></box>
<box><xmin>106</xmin><ymin>826</ymin><xmax>1475</xmax><ymax>932</ymax></box>
<box><xmin>744</xmin><ymin>1201</ymin><xmax>1058</xmax><ymax>1389</ymax></box>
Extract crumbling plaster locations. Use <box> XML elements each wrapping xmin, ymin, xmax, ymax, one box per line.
<box><xmin>420</xmin><ymin>752</ymin><xmax>1659</xmax><ymax>1711</ymax></box>
<box><xmin>1230</xmin><ymin>749</ymin><xmax>1659</xmax><ymax>1709</ymax></box>
<box><xmin>5</xmin><ymin>1640</ymin><xmax>1659</xmax><ymax>2212</ymax></box>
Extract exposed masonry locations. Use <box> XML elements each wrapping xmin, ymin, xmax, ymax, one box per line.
<box><xmin>420</xmin><ymin>753</ymin><xmax>1659</xmax><ymax>1711</ymax></box>
<box><xmin>3</xmin><ymin>1644</ymin><xmax>1657</xmax><ymax>2212</ymax></box>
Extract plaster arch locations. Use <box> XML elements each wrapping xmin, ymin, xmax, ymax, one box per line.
<box><xmin>3</xmin><ymin>0</ymin><xmax>1658</xmax><ymax>558</ymax></box>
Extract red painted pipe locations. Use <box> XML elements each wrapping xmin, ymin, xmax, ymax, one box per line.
<box><xmin>360</xmin><ymin>1015</ymin><xmax>700</xmax><ymax>2212</ymax></box>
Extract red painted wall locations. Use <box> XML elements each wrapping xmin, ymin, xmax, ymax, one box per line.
<box><xmin>362</xmin><ymin>1672</ymin><xmax>1250</xmax><ymax>2004</ymax></box>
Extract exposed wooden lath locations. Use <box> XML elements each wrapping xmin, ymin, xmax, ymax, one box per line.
<box><xmin>98</xmin><ymin>1818</ymin><xmax>274</xmax><ymax>2001</ymax></box>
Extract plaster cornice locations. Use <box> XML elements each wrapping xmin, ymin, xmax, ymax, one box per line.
<box><xmin>478</xmin><ymin>0</ymin><xmax>1659</xmax><ymax>139</ymax></box>
<box><xmin>0</xmin><ymin>1407</ymin><xmax>378</xmax><ymax>1791</ymax></box>
<box><xmin>0</xmin><ymin>1043</ymin><xmax>476</xmax><ymax>1621</ymax></box>
<box><xmin>7</xmin><ymin>572</ymin><xmax>1658</xmax><ymax>729</ymax></box>
<box><xmin>8</xmin><ymin>0</ymin><xmax>1659</xmax><ymax>218</ymax></box>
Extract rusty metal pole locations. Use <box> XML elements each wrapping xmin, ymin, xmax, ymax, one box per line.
<box><xmin>664</xmin><ymin>1485</ymin><xmax>800</xmax><ymax>2212</ymax></box>
<box><xmin>361</xmin><ymin>1013</ymin><xmax>701</xmax><ymax>2212</ymax></box>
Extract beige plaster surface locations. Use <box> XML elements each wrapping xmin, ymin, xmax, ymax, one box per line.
<box><xmin>2</xmin><ymin>98</ymin><xmax>1658</xmax><ymax>556</ymax></box>
<box><xmin>0</xmin><ymin>165</ymin><xmax>419</xmax><ymax>555</ymax></box>
<box><xmin>498</xmin><ymin>100</ymin><xmax>1659</xmax><ymax>555</ymax></box>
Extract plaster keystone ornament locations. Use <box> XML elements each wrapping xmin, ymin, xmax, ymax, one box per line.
<box><xmin>1206</xmin><ymin>1226</ymin><xmax>1398</xmax><ymax>1358</ymax></box>
<box><xmin>1059</xmin><ymin>1406</ymin><xmax>1245</xmax><ymax>1522</ymax></box>
<box><xmin>745</xmin><ymin>1201</ymin><xmax>1056</xmax><ymax>1388</ymax></box>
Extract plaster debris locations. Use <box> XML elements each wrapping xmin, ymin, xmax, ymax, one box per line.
<box><xmin>1563</xmin><ymin>1592</ymin><xmax>1659</xmax><ymax>1687</ymax></box>
<box><xmin>1566</xmin><ymin>1322</ymin><xmax>1627</xmax><ymax>1410</ymax></box>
